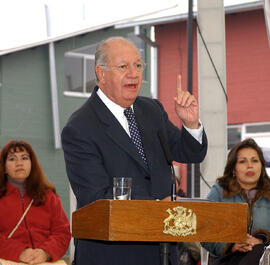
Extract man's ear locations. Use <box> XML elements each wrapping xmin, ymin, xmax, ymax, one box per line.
<box><xmin>96</xmin><ymin>66</ymin><xmax>105</xmax><ymax>82</ymax></box>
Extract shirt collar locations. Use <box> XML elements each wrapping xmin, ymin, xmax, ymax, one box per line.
<box><xmin>97</xmin><ymin>87</ymin><xmax>134</xmax><ymax>116</ymax></box>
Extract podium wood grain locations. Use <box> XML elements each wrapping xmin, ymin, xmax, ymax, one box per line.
<box><xmin>72</xmin><ymin>199</ymin><xmax>247</xmax><ymax>242</ymax></box>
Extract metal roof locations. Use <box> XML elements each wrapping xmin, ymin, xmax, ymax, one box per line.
<box><xmin>0</xmin><ymin>0</ymin><xmax>264</xmax><ymax>56</ymax></box>
<box><xmin>115</xmin><ymin>0</ymin><xmax>264</xmax><ymax>29</ymax></box>
<box><xmin>0</xmin><ymin>3</ymin><xmax>177</xmax><ymax>56</ymax></box>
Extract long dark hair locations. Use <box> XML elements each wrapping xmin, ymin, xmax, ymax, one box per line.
<box><xmin>0</xmin><ymin>140</ymin><xmax>56</xmax><ymax>205</ymax></box>
<box><xmin>217</xmin><ymin>138</ymin><xmax>270</xmax><ymax>193</ymax></box>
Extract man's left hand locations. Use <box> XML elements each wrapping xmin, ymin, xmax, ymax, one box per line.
<box><xmin>174</xmin><ymin>75</ymin><xmax>199</xmax><ymax>129</ymax></box>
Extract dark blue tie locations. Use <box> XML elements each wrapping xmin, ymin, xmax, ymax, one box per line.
<box><xmin>124</xmin><ymin>107</ymin><xmax>148</xmax><ymax>166</ymax></box>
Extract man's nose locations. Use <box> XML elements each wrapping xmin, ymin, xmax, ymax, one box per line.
<box><xmin>126</xmin><ymin>65</ymin><xmax>139</xmax><ymax>77</ymax></box>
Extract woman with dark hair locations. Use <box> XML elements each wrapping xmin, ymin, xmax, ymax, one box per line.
<box><xmin>201</xmin><ymin>138</ymin><xmax>270</xmax><ymax>265</ymax></box>
<box><xmin>0</xmin><ymin>140</ymin><xmax>71</xmax><ymax>264</ymax></box>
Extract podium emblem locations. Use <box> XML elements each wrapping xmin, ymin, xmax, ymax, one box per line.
<box><xmin>163</xmin><ymin>206</ymin><xmax>197</xmax><ymax>236</ymax></box>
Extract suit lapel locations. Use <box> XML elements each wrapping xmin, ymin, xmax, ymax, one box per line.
<box><xmin>90</xmin><ymin>89</ymin><xmax>149</xmax><ymax>172</ymax></box>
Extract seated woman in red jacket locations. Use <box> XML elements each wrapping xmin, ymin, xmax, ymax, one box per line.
<box><xmin>0</xmin><ymin>140</ymin><xmax>71</xmax><ymax>264</ymax></box>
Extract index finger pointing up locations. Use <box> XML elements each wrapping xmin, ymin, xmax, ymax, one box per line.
<box><xmin>176</xmin><ymin>74</ymin><xmax>182</xmax><ymax>97</ymax></box>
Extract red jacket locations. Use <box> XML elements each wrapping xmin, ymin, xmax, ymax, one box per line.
<box><xmin>0</xmin><ymin>183</ymin><xmax>71</xmax><ymax>262</ymax></box>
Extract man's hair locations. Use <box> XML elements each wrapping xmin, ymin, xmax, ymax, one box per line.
<box><xmin>94</xmin><ymin>36</ymin><xmax>139</xmax><ymax>82</ymax></box>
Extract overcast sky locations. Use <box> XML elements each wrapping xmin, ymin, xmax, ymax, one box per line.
<box><xmin>0</xmin><ymin>0</ymin><xmax>262</xmax><ymax>51</ymax></box>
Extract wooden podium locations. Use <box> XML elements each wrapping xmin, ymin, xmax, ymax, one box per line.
<box><xmin>72</xmin><ymin>199</ymin><xmax>248</xmax><ymax>243</ymax></box>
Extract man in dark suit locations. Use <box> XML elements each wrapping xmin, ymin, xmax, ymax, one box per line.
<box><xmin>61</xmin><ymin>36</ymin><xmax>207</xmax><ymax>265</ymax></box>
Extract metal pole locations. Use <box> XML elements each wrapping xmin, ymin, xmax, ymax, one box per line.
<box><xmin>187</xmin><ymin>0</ymin><xmax>193</xmax><ymax>94</ymax></box>
<box><xmin>45</xmin><ymin>5</ymin><xmax>61</xmax><ymax>149</ymax></box>
<box><xmin>187</xmin><ymin>0</ymin><xmax>195</xmax><ymax>197</ymax></box>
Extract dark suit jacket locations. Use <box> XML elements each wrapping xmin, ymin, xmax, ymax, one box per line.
<box><xmin>62</xmin><ymin>87</ymin><xmax>207</xmax><ymax>265</ymax></box>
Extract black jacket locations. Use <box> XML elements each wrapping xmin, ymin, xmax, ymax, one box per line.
<box><xmin>62</xmin><ymin>87</ymin><xmax>208</xmax><ymax>265</ymax></box>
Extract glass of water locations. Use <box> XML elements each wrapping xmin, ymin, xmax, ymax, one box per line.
<box><xmin>113</xmin><ymin>177</ymin><xmax>132</xmax><ymax>200</ymax></box>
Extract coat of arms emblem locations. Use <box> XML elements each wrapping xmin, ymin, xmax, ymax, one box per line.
<box><xmin>163</xmin><ymin>206</ymin><xmax>197</xmax><ymax>236</ymax></box>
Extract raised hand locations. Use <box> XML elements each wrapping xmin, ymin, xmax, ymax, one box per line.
<box><xmin>174</xmin><ymin>75</ymin><xmax>199</xmax><ymax>129</ymax></box>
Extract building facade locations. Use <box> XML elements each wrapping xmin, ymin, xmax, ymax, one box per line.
<box><xmin>155</xmin><ymin>8</ymin><xmax>270</xmax><ymax>194</ymax></box>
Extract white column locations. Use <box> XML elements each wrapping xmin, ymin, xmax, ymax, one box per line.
<box><xmin>197</xmin><ymin>0</ymin><xmax>227</xmax><ymax>198</ymax></box>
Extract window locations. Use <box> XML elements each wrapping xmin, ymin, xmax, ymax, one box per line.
<box><xmin>64</xmin><ymin>44</ymin><xmax>97</xmax><ymax>97</ymax></box>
